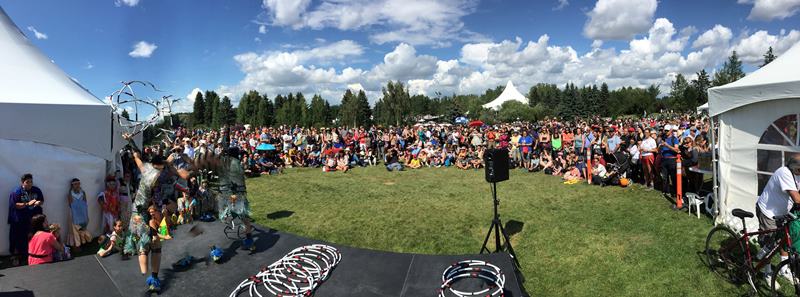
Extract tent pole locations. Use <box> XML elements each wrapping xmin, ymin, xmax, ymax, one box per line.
<box><xmin>710</xmin><ymin>114</ymin><xmax>719</xmax><ymax>226</ymax></box>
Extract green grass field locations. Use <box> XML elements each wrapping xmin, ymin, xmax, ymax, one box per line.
<box><xmin>246</xmin><ymin>166</ymin><xmax>744</xmax><ymax>296</ymax></box>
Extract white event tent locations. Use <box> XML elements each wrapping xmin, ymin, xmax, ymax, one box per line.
<box><xmin>707</xmin><ymin>42</ymin><xmax>800</xmax><ymax>231</ymax></box>
<box><xmin>0</xmin><ymin>7</ymin><xmax>134</xmax><ymax>254</ymax></box>
<box><xmin>482</xmin><ymin>81</ymin><xmax>529</xmax><ymax>110</ymax></box>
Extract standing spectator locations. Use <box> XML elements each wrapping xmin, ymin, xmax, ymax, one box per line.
<box><xmin>67</xmin><ymin>178</ymin><xmax>89</xmax><ymax>230</ymax></box>
<box><xmin>520</xmin><ymin>131</ymin><xmax>533</xmax><ymax>170</ymax></box>
<box><xmin>27</xmin><ymin>214</ymin><xmax>63</xmax><ymax>266</ymax></box>
<box><xmin>660</xmin><ymin>126</ymin><xmax>681</xmax><ymax>209</ymax></box>
<box><xmin>639</xmin><ymin>130</ymin><xmax>657</xmax><ymax>189</ymax></box>
<box><xmin>98</xmin><ymin>175</ymin><xmax>121</xmax><ymax>234</ymax></box>
<box><xmin>66</xmin><ymin>178</ymin><xmax>89</xmax><ymax>251</ymax></box>
<box><xmin>7</xmin><ymin>173</ymin><xmax>44</xmax><ymax>266</ymax></box>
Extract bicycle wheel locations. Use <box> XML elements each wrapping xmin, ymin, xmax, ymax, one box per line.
<box><xmin>705</xmin><ymin>225</ymin><xmax>750</xmax><ymax>284</ymax></box>
<box><xmin>772</xmin><ymin>259</ymin><xmax>800</xmax><ymax>296</ymax></box>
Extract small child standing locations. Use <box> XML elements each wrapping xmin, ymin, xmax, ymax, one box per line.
<box><xmin>97</xmin><ymin>220</ymin><xmax>128</xmax><ymax>259</ymax></box>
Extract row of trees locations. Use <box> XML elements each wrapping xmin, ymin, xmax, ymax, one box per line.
<box><xmin>187</xmin><ymin>49</ymin><xmax>773</xmax><ymax>128</ymax></box>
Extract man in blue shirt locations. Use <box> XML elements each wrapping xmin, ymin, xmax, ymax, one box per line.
<box><xmin>7</xmin><ymin>173</ymin><xmax>44</xmax><ymax>266</ymax></box>
<box><xmin>660</xmin><ymin>125</ymin><xmax>681</xmax><ymax>209</ymax></box>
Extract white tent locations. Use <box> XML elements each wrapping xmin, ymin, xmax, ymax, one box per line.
<box><xmin>482</xmin><ymin>81</ymin><xmax>529</xmax><ymax>110</ymax></box>
<box><xmin>708</xmin><ymin>42</ymin><xmax>800</xmax><ymax>231</ymax></box>
<box><xmin>0</xmin><ymin>7</ymin><xmax>133</xmax><ymax>254</ymax></box>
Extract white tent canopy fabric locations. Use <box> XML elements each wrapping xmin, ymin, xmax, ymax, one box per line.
<box><xmin>0</xmin><ymin>7</ymin><xmax>132</xmax><ymax>255</ymax></box>
<box><xmin>708</xmin><ymin>42</ymin><xmax>800</xmax><ymax>231</ymax></box>
<box><xmin>482</xmin><ymin>81</ymin><xmax>529</xmax><ymax>110</ymax></box>
<box><xmin>0</xmin><ymin>7</ymin><xmax>113</xmax><ymax>160</ymax></box>
<box><xmin>708</xmin><ymin>43</ymin><xmax>800</xmax><ymax>117</ymax></box>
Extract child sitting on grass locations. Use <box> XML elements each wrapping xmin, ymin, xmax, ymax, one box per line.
<box><xmin>98</xmin><ymin>220</ymin><xmax>129</xmax><ymax>259</ymax></box>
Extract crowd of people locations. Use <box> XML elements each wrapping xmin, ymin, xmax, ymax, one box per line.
<box><xmin>164</xmin><ymin>113</ymin><xmax>710</xmax><ymax>199</ymax></box>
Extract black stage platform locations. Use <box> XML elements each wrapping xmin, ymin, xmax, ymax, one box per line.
<box><xmin>0</xmin><ymin>222</ymin><xmax>525</xmax><ymax>297</ymax></box>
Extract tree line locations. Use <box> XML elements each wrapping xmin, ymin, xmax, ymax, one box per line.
<box><xmin>187</xmin><ymin>49</ymin><xmax>772</xmax><ymax>129</ymax></box>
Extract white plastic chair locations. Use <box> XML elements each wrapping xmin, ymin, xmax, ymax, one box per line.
<box><xmin>685</xmin><ymin>192</ymin><xmax>703</xmax><ymax>219</ymax></box>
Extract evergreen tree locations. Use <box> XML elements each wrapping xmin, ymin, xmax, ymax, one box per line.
<box><xmin>236</xmin><ymin>90</ymin><xmax>260</xmax><ymax>125</ymax></box>
<box><xmin>338</xmin><ymin>89</ymin><xmax>357</xmax><ymax>127</ymax></box>
<box><xmin>204</xmin><ymin>91</ymin><xmax>220</xmax><ymax>128</ymax></box>
<box><xmin>294</xmin><ymin>92</ymin><xmax>308</xmax><ymax>126</ymax></box>
<box><xmin>691</xmin><ymin>69</ymin><xmax>711</xmax><ymax>105</ymax></box>
<box><xmin>219</xmin><ymin>96</ymin><xmax>235</xmax><ymax>126</ymax></box>
<box><xmin>255</xmin><ymin>95</ymin><xmax>274</xmax><ymax>127</ymax></box>
<box><xmin>379</xmin><ymin>81</ymin><xmax>410</xmax><ymax>126</ymax></box>
<box><xmin>307</xmin><ymin>94</ymin><xmax>328</xmax><ymax>127</ymax></box>
<box><xmin>762</xmin><ymin>46</ymin><xmax>777</xmax><ymax>68</ymax></box>
<box><xmin>121</xmin><ymin>109</ymin><xmax>130</xmax><ymax>120</ymax></box>
<box><xmin>599</xmin><ymin>83</ymin><xmax>610</xmax><ymax>116</ymax></box>
<box><xmin>670</xmin><ymin>74</ymin><xmax>689</xmax><ymax>101</ymax></box>
<box><xmin>712</xmin><ymin>51</ymin><xmax>745</xmax><ymax>86</ymax></box>
<box><xmin>356</xmin><ymin>90</ymin><xmax>372</xmax><ymax>127</ymax></box>
<box><xmin>192</xmin><ymin>91</ymin><xmax>205</xmax><ymax>126</ymax></box>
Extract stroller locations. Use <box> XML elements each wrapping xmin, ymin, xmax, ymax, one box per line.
<box><xmin>600</xmin><ymin>151</ymin><xmax>631</xmax><ymax>186</ymax></box>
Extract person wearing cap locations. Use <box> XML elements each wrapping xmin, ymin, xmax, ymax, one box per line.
<box><xmin>659</xmin><ymin>125</ymin><xmax>682</xmax><ymax>208</ymax></box>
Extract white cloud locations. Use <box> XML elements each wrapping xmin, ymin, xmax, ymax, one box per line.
<box><xmin>26</xmin><ymin>26</ymin><xmax>47</xmax><ymax>40</ymax></box>
<box><xmin>738</xmin><ymin>0</ymin><xmax>800</xmax><ymax>21</ymax></box>
<box><xmin>129</xmin><ymin>41</ymin><xmax>157</xmax><ymax>58</ymax></box>
<box><xmin>260</xmin><ymin>0</ymin><xmax>483</xmax><ymax>46</ymax></box>
<box><xmin>732</xmin><ymin>29</ymin><xmax>800</xmax><ymax>64</ymax></box>
<box><xmin>85</xmin><ymin>62</ymin><xmax>94</xmax><ymax>70</ymax></box>
<box><xmin>114</xmin><ymin>0</ymin><xmax>140</xmax><ymax>7</ymax></box>
<box><xmin>258</xmin><ymin>24</ymin><xmax>267</xmax><ymax>34</ymax></box>
<box><xmin>186</xmin><ymin>88</ymin><xmax>203</xmax><ymax>100</ymax></box>
<box><xmin>583</xmin><ymin>0</ymin><xmax>658</xmax><ymax>40</ymax></box>
<box><xmin>218</xmin><ymin>18</ymin><xmax>798</xmax><ymax>106</ymax></box>
<box><xmin>368</xmin><ymin>43</ymin><xmax>437</xmax><ymax>82</ymax></box>
<box><xmin>261</xmin><ymin>0</ymin><xmax>312</xmax><ymax>28</ymax></box>
<box><xmin>554</xmin><ymin>0</ymin><xmax>569</xmax><ymax>10</ymax></box>
<box><xmin>218</xmin><ymin>40</ymin><xmax>367</xmax><ymax>103</ymax></box>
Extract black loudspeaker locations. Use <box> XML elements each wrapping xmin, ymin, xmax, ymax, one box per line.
<box><xmin>484</xmin><ymin>148</ymin><xmax>509</xmax><ymax>183</ymax></box>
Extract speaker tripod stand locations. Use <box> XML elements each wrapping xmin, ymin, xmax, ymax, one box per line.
<box><xmin>480</xmin><ymin>182</ymin><xmax>520</xmax><ymax>267</ymax></box>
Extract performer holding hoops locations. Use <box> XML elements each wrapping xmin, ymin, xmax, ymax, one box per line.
<box><xmin>122</xmin><ymin>133</ymin><xmax>179</xmax><ymax>293</ymax></box>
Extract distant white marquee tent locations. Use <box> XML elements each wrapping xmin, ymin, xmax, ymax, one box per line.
<box><xmin>482</xmin><ymin>81</ymin><xmax>529</xmax><ymax>110</ymax></box>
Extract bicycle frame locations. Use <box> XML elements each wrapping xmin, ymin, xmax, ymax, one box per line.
<box><xmin>735</xmin><ymin>223</ymin><xmax>794</xmax><ymax>273</ymax></box>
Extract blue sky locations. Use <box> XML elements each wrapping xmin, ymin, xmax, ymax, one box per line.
<box><xmin>1</xmin><ymin>0</ymin><xmax>799</xmax><ymax>112</ymax></box>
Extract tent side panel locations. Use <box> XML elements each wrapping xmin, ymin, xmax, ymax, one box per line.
<box><xmin>718</xmin><ymin>98</ymin><xmax>800</xmax><ymax>232</ymax></box>
<box><xmin>0</xmin><ymin>139</ymin><xmax>106</xmax><ymax>256</ymax></box>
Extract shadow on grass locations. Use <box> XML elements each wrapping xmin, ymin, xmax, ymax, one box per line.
<box><xmin>267</xmin><ymin>210</ymin><xmax>294</xmax><ymax>220</ymax></box>
<box><xmin>505</xmin><ymin>220</ymin><xmax>524</xmax><ymax>237</ymax></box>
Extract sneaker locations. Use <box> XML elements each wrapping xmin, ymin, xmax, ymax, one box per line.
<box><xmin>210</xmin><ymin>246</ymin><xmax>223</xmax><ymax>263</ymax></box>
<box><xmin>146</xmin><ymin>276</ymin><xmax>161</xmax><ymax>292</ymax></box>
<box><xmin>242</xmin><ymin>238</ymin><xmax>255</xmax><ymax>251</ymax></box>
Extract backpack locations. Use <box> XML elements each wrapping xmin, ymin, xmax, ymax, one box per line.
<box><xmin>790</xmin><ymin>210</ymin><xmax>800</xmax><ymax>252</ymax></box>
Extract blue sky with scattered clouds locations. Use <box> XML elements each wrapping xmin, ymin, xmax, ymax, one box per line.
<box><xmin>1</xmin><ymin>0</ymin><xmax>799</xmax><ymax>112</ymax></box>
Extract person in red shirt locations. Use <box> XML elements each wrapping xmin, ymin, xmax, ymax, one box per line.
<box><xmin>98</xmin><ymin>175</ymin><xmax>121</xmax><ymax>234</ymax></box>
<box><xmin>28</xmin><ymin>214</ymin><xmax>63</xmax><ymax>265</ymax></box>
